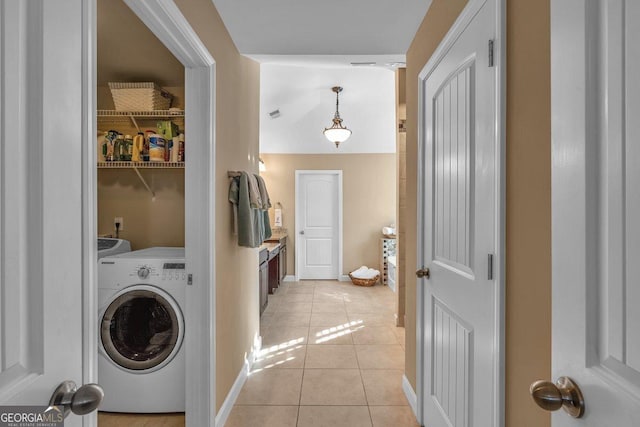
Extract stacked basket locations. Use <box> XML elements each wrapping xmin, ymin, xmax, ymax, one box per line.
<box><xmin>108</xmin><ymin>82</ymin><xmax>173</xmax><ymax>111</ymax></box>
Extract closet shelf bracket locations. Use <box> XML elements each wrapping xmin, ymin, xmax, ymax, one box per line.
<box><xmin>128</xmin><ymin>114</ymin><xmax>141</xmax><ymax>133</ymax></box>
<box><xmin>132</xmin><ymin>166</ymin><xmax>156</xmax><ymax>199</ymax></box>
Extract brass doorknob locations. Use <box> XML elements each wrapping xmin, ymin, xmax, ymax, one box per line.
<box><xmin>530</xmin><ymin>376</ymin><xmax>584</xmax><ymax>418</ymax></box>
<box><xmin>416</xmin><ymin>268</ymin><xmax>430</xmax><ymax>279</ymax></box>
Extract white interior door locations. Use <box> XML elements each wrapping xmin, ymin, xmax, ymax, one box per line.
<box><xmin>0</xmin><ymin>1</ymin><xmax>97</xmax><ymax>426</ymax></box>
<box><xmin>551</xmin><ymin>0</ymin><xmax>640</xmax><ymax>424</ymax></box>
<box><xmin>296</xmin><ymin>171</ymin><xmax>341</xmax><ymax>280</ymax></box>
<box><xmin>418</xmin><ymin>1</ymin><xmax>500</xmax><ymax>425</ymax></box>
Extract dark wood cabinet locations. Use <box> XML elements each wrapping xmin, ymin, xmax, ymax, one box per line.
<box><xmin>259</xmin><ymin>247</ymin><xmax>269</xmax><ymax>315</ymax></box>
<box><xmin>279</xmin><ymin>243</ymin><xmax>287</xmax><ymax>282</ymax></box>
<box><xmin>259</xmin><ymin>235</ymin><xmax>288</xmax><ymax>317</ymax></box>
<box><xmin>268</xmin><ymin>246</ymin><xmax>280</xmax><ymax>294</ymax></box>
<box><xmin>266</xmin><ymin>234</ymin><xmax>287</xmax><ymax>285</ymax></box>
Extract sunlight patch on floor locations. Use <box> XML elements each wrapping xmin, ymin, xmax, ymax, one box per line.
<box><xmin>250</xmin><ymin>337</ymin><xmax>305</xmax><ymax>373</ymax></box>
<box><xmin>313</xmin><ymin>320</ymin><xmax>364</xmax><ymax>344</ymax></box>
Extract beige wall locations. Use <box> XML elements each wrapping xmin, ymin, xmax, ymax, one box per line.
<box><xmin>97</xmin><ymin>169</ymin><xmax>185</xmax><ymax>249</ymax></box>
<box><xmin>260</xmin><ymin>154</ymin><xmax>396</xmax><ymax>276</ymax></box>
<box><xmin>173</xmin><ymin>0</ymin><xmax>261</xmax><ymax>412</ymax></box>
<box><xmin>504</xmin><ymin>0</ymin><xmax>551</xmax><ymax>425</ymax></box>
<box><xmin>96</xmin><ymin>2</ymin><xmax>187</xmax><ymax>250</ymax></box>
<box><xmin>405</xmin><ymin>1</ymin><xmax>551</xmax><ymax>426</ymax></box>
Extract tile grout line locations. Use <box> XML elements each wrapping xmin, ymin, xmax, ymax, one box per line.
<box><xmin>352</xmin><ymin>306</ymin><xmax>375</xmax><ymax>427</ymax></box>
<box><xmin>297</xmin><ymin>283</ymin><xmax>310</xmax><ymax>426</ymax></box>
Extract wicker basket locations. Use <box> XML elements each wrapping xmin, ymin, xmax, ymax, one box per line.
<box><xmin>108</xmin><ymin>82</ymin><xmax>173</xmax><ymax>111</ymax></box>
<box><xmin>348</xmin><ymin>273</ymin><xmax>380</xmax><ymax>287</ymax></box>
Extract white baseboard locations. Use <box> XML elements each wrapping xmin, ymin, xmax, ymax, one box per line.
<box><xmin>283</xmin><ymin>275</ymin><xmax>295</xmax><ymax>282</ymax></box>
<box><xmin>402</xmin><ymin>374</ymin><xmax>418</xmax><ymax>420</ymax></box>
<box><xmin>214</xmin><ymin>343</ymin><xmax>259</xmax><ymax>427</ymax></box>
<box><xmin>339</xmin><ymin>274</ymin><xmax>350</xmax><ymax>282</ymax></box>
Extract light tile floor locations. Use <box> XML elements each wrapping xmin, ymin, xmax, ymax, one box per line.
<box><xmin>97</xmin><ymin>280</ymin><xmax>416</xmax><ymax>427</ymax></box>
<box><xmin>227</xmin><ymin>280</ymin><xmax>419</xmax><ymax>427</ymax></box>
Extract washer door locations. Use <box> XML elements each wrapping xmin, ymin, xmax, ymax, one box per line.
<box><xmin>101</xmin><ymin>285</ymin><xmax>184</xmax><ymax>372</ymax></box>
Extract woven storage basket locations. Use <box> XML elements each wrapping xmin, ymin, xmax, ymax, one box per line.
<box><xmin>108</xmin><ymin>82</ymin><xmax>173</xmax><ymax>111</ymax></box>
<box><xmin>348</xmin><ymin>273</ymin><xmax>380</xmax><ymax>287</ymax></box>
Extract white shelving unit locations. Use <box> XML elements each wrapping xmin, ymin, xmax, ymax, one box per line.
<box><xmin>97</xmin><ymin>110</ymin><xmax>185</xmax><ymax>197</ymax></box>
<box><xmin>97</xmin><ymin>161</ymin><xmax>184</xmax><ymax>169</ymax></box>
<box><xmin>97</xmin><ymin>109</ymin><xmax>185</xmax><ymax>118</ymax></box>
<box><xmin>379</xmin><ymin>237</ymin><xmax>396</xmax><ymax>286</ymax></box>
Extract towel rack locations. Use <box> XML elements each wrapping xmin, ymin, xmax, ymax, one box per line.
<box><xmin>227</xmin><ymin>171</ymin><xmax>242</xmax><ymax>178</ymax></box>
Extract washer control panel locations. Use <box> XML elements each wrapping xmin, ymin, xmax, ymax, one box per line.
<box><xmin>161</xmin><ymin>262</ymin><xmax>187</xmax><ymax>281</ymax></box>
<box><xmin>98</xmin><ymin>248</ymin><xmax>187</xmax><ymax>288</ymax></box>
<box><xmin>129</xmin><ymin>262</ymin><xmax>186</xmax><ymax>282</ymax></box>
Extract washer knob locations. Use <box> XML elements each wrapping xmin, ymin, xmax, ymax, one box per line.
<box><xmin>138</xmin><ymin>266</ymin><xmax>150</xmax><ymax>279</ymax></box>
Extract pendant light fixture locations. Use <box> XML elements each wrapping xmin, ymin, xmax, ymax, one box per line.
<box><xmin>323</xmin><ymin>86</ymin><xmax>351</xmax><ymax>148</ymax></box>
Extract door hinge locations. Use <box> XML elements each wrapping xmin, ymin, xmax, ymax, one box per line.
<box><xmin>488</xmin><ymin>39</ymin><xmax>495</xmax><ymax>67</ymax></box>
<box><xmin>187</xmin><ymin>273</ymin><xmax>193</xmax><ymax>285</ymax></box>
<box><xmin>487</xmin><ymin>254</ymin><xmax>494</xmax><ymax>280</ymax></box>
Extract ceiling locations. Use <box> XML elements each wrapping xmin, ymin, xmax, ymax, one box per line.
<box><xmin>260</xmin><ymin>64</ymin><xmax>396</xmax><ymax>154</ymax></box>
<box><xmin>212</xmin><ymin>0</ymin><xmax>434</xmax><ymax>57</ymax></box>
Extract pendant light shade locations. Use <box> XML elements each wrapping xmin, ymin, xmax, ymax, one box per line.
<box><xmin>323</xmin><ymin>86</ymin><xmax>351</xmax><ymax>148</ymax></box>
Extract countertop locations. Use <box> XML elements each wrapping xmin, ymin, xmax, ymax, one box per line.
<box><xmin>266</xmin><ymin>232</ymin><xmax>288</xmax><ymax>241</ymax></box>
<box><xmin>259</xmin><ymin>242</ymin><xmax>280</xmax><ymax>254</ymax></box>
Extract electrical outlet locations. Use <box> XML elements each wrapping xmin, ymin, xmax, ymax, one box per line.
<box><xmin>114</xmin><ymin>217</ymin><xmax>124</xmax><ymax>231</ymax></box>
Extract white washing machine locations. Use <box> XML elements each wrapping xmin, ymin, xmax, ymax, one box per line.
<box><xmin>98</xmin><ymin>247</ymin><xmax>186</xmax><ymax>413</ymax></box>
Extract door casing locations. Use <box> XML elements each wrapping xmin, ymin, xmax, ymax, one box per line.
<box><xmin>83</xmin><ymin>1</ymin><xmax>218</xmax><ymax>425</ymax></box>
<box><xmin>414</xmin><ymin>0</ymin><xmax>506</xmax><ymax>425</ymax></box>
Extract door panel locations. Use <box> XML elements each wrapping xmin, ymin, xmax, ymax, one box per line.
<box><xmin>601</xmin><ymin>0</ymin><xmax>640</xmax><ymax>380</ymax></box>
<box><xmin>431</xmin><ymin>299</ymin><xmax>471</xmax><ymax>427</ymax></box>
<box><xmin>433</xmin><ymin>62</ymin><xmax>474</xmax><ymax>277</ymax></box>
<box><xmin>0</xmin><ymin>0</ymin><xmax>87</xmax><ymax>424</ymax></box>
<box><xmin>552</xmin><ymin>0</ymin><xmax>640</xmax><ymax>424</ymax></box>
<box><xmin>297</xmin><ymin>173</ymin><xmax>340</xmax><ymax>280</ymax></box>
<box><xmin>420</xmin><ymin>1</ymin><xmax>497</xmax><ymax>426</ymax></box>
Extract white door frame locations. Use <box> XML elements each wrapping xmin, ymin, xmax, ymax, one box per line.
<box><xmin>82</xmin><ymin>1</ymin><xmax>98</xmax><ymax>425</ymax></box>
<box><xmin>83</xmin><ymin>1</ymin><xmax>217</xmax><ymax>425</ymax></box>
<box><xmin>294</xmin><ymin>170</ymin><xmax>343</xmax><ymax>281</ymax></box>
<box><xmin>414</xmin><ymin>0</ymin><xmax>506</xmax><ymax>425</ymax></box>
